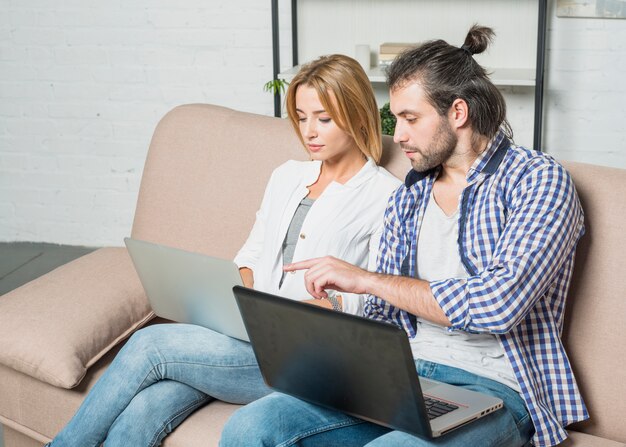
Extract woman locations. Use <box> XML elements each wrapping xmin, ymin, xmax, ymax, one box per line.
<box><xmin>46</xmin><ymin>54</ymin><xmax>401</xmax><ymax>447</ymax></box>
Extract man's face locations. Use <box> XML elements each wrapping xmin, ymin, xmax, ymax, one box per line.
<box><xmin>390</xmin><ymin>83</ymin><xmax>458</xmax><ymax>172</ymax></box>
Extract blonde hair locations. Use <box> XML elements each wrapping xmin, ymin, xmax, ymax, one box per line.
<box><xmin>285</xmin><ymin>54</ymin><xmax>383</xmax><ymax>163</ymax></box>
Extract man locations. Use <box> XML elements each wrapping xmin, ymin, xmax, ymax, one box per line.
<box><xmin>220</xmin><ymin>25</ymin><xmax>588</xmax><ymax>447</ymax></box>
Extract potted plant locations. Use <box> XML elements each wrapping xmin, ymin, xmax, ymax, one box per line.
<box><xmin>379</xmin><ymin>102</ymin><xmax>396</xmax><ymax>136</ymax></box>
<box><xmin>263</xmin><ymin>79</ymin><xmax>289</xmax><ymax>96</ymax></box>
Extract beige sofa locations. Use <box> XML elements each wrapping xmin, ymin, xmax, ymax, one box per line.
<box><xmin>0</xmin><ymin>104</ymin><xmax>625</xmax><ymax>447</ymax></box>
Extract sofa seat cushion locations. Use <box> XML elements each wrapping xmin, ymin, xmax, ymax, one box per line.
<box><xmin>162</xmin><ymin>401</ymin><xmax>240</xmax><ymax>447</ymax></box>
<box><xmin>561</xmin><ymin>431</ymin><xmax>626</xmax><ymax>446</ymax></box>
<box><xmin>0</xmin><ymin>247</ymin><xmax>153</xmax><ymax>389</ymax></box>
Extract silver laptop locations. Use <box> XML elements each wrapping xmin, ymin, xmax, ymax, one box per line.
<box><xmin>233</xmin><ymin>286</ymin><xmax>503</xmax><ymax>438</ymax></box>
<box><xmin>124</xmin><ymin>237</ymin><xmax>248</xmax><ymax>342</ymax></box>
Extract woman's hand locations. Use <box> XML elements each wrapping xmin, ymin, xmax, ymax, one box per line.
<box><xmin>302</xmin><ymin>298</ymin><xmax>333</xmax><ymax>309</ymax></box>
<box><xmin>302</xmin><ymin>294</ymin><xmax>343</xmax><ymax>311</ymax></box>
<box><xmin>239</xmin><ymin>267</ymin><xmax>254</xmax><ymax>289</ymax></box>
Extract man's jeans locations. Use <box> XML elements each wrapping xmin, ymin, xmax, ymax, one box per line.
<box><xmin>220</xmin><ymin>359</ymin><xmax>535</xmax><ymax>447</ymax></box>
<box><xmin>48</xmin><ymin>323</ymin><xmax>270</xmax><ymax>447</ymax></box>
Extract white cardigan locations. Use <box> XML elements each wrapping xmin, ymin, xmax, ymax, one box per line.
<box><xmin>234</xmin><ymin>158</ymin><xmax>401</xmax><ymax>315</ymax></box>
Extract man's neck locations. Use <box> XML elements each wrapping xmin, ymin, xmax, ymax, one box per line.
<box><xmin>440</xmin><ymin>132</ymin><xmax>490</xmax><ymax>184</ymax></box>
<box><xmin>431</xmin><ymin>132</ymin><xmax>489</xmax><ymax>216</ymax></box>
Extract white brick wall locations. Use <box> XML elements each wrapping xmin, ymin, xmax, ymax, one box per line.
<box><xmin>1</xmin><ymin>0</ymin><xmax>625</xmax><ymax>246</ymax></box>
<box><xmin>544</xmin><ymin>4</ymin><xmax>626</xmax><ymax>167</ymax></box>
<box><xmin>0</xmin><ymin>0</ymin><xmax>292</xmax><ymax>246</ymax></box>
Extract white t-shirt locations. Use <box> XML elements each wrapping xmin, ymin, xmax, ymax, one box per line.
<box><xmin>411</xmin><ymin>190</ymin><xmax>520</xmax><ymax>391</ymax></box>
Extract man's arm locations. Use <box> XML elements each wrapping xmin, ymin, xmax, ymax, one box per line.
<box><xmin>283</xmin><ymin>257</ymin><xmax>450</xmax><ymax>326</ymax></box>
<box><xmin>430</xmin><ymin>163</ymin><xmax>583</xmax><ymax>334</ymax></box>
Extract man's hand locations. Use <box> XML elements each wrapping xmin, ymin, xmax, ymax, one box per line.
<box><xmin>286</xmin><ymin>256</ymin><xmax>451</xmax><ymax>327</ymax></box>
<box><xmin>283</xmin><ymin>256</ymin><xmax>371</xmax><ymax>299</ymax></box>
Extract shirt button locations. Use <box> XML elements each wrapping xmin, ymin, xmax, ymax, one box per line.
<box><xmin>299</xmin><ymin>233</ymin><xmax>306</xmax><ymax>239</ymax></box>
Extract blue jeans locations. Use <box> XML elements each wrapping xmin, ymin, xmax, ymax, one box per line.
<box><xmin>48</xmin><ymin>323</ymin><xmax>270</xmax><ymax>447</ymax></box>
<box><xmin>220</xmin><ymin>359</ymin><xmax>535</xmax><ymax>447</ymax></box>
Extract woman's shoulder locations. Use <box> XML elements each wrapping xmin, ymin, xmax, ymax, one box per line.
<box><xmin>370</xmin><ymin>164</ymin><xmax>403</xmax><ymax>190</ymax></box>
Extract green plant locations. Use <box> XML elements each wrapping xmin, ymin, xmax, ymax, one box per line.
<box><xmin>263</xmin><ymin>78</ymin><xmax>289</xmax><ymax>96</ymax></box>
<box><xmin>379</xmin><ymin>102</ymin><xmax>396</xmax><ymax>136</ymax></box>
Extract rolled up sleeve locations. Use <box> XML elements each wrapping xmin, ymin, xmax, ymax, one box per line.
<box><xmin>431</xmin><ymin>163</ymin><xmax>584</xmax><ymax>334</ymax></box>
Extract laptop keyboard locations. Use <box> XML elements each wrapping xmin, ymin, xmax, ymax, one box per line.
<box><xmin>423</xmin><ymin>397</ymin><xmax>459</xmax><ymax>420</ymax></box>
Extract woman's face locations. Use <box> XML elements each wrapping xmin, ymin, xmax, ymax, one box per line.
<box><xmin>295</xmin><ymin>85</ymin><xmax>359</xmax><ymax>163</ymax></box>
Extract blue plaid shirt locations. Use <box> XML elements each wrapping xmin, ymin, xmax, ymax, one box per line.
<box><xmin>364</xmin><ymin>129</ymin><xmax>589</xmax><ymax>446</ymax></box>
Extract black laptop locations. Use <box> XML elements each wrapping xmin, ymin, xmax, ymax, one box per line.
<box><xmin>232</xmin><ymin>285</ymin><xmax>503</xmax><ymax>438</ymax></box>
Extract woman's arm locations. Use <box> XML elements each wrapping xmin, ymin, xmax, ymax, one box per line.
<box><xmin>234</xmin><ymin>166</ymin><xmax>281</xmax><ymax>271</ymax></box>
<box><xmin>239</xmin><ymin>267</ymin><xmax>254</xmax><ymax>289</ymax></box>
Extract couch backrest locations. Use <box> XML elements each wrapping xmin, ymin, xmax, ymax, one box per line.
<box><xmin>560</xmin><ymin>161</ymin><xmax>626</xmax><ymax>442</ymax></box>
<box><xmin>133</xmin><ymin>104</ymin><xmax>625</xmax><ymax>442</ymax></box>
<box><xmin>132</xmin><ymin>104</ymin><xmax>304</xmax><ymax>257</ymax></box>
<box><xmin>132</xmin><ymin>104</ymin><xmax>412</xmax><ymax>257</ymax></box>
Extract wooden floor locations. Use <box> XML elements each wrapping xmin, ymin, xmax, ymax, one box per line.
<box><xmin>0</xmin><ymin>242</ymin><xmax>96</xmax><ymax>296</ymax></box>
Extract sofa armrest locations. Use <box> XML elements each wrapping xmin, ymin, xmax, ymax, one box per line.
<box><xmin>0</xmin><ymin>247</ymin><xmax>154</xmax><ymax>389</ymax></box>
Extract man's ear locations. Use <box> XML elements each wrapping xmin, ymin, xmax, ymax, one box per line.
<box><xmin>448</xmin><ymin>98</ymin><xmax>469</xmax><ymax>129</ymax></box>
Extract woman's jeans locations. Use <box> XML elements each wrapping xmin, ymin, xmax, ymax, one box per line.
<box><xmin>48</xmin><ymin>323</ymin><xmax>270</xmax><ymax>447</ymax></box>
<box><xmin>220</xmin><ymin>359</ymin><xmax>535</xmax><ymax>447</ymax></box>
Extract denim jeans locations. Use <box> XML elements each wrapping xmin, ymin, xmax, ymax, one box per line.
<box><xmin>47</xmin><ymin>323</ymin><xmax>270</xmax><ymax>447</ymax></box>
<box><xmin>220</xmin><ymin>359</ymin><xmax>535</xmax><ymax>447</ymax></box>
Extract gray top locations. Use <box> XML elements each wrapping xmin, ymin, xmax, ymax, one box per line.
<box><xmin>279</xmin><ymin>197</ymin><xmax>315</xmax><ymax>289</ymax></box>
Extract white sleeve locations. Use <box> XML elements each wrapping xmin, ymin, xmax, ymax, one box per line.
<box><xmin>340</xmin><ymin>223</ymin><xmax>384</xmax><ymax>316</ymax></box>
<box><xmin>233</xmin><ymin>168</ymin><xmax>278</xmax><ymax>270</ymax></box>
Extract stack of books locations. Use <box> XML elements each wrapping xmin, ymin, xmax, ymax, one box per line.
<box><xmin>378</xmin><ymin>42</ymin><xmax>418</xmax><ymax>67</ymax></box>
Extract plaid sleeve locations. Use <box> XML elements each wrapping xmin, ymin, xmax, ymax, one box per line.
<box><xmin>430</xmin><ymin>162</ymin><xmax>584</xmax><ymax>334</ymax></box>
<box><xmin>364</xmin><ymin>189</ymin><xmax>407</xmax><ymax>322</ymax></box>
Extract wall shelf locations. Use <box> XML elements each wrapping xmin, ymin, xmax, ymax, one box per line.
<box><xmin>271</xmin><ymin>0</ymin><xmax>547</xmax><ymax>149</ymax></box>
<box><xmin>279</xmin><ymin>65</ymin><xmax>536</xmax><ymax>87</ymax></box>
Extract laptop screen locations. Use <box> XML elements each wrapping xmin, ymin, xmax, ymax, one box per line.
<box><xmin>233</xmin><ymin>285</ymin><xmax>433</xmax><ymax>438</ymax></box>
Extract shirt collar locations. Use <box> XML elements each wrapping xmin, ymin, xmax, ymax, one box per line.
<box><xmin>404</xmin><ymin>127</ymin><xmax>510</xmax><ymax>188</ymax></box>
<box><xmin>466</xmin><ymin>127</ymin><xmax>510</xmax><ymax>182</ymax></box>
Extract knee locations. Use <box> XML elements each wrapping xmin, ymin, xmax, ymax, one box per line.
<box><xmin>121</xmin><ymin>324</ymin><xmax>169</xmax><ymax>356</ymax></box>
<box><xmin>110</xmin><ymin>326</ymin><xmax>168</xmax><ymax>373</ymax></box>
<box><xmin>127</xmin><ymin>324</ymin><xmax>165</xmax><ymax>344</ymax></box>
<box><xmin>220</xmin><ymin>399</ymin><xmax>277</xmax><ymax>447</ymax></box>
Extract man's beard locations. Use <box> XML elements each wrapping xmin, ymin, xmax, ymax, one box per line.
<box><xmin>402</xmin><ymin>118</ymin><xmax>458</xmax><ymax>172</ymax></box>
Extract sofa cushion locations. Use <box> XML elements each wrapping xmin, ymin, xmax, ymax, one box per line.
<box><xmin>561</xmin><ymin>431</ymin><xmax>626</xmax><ymax>446</ymax></box>
<box><xmin>560</xmin><ymin>161</ymin><xmax>626</xmax><ymax>444</ymax></box>
<box><xmin>0</xmin><ymin>247</ymin><xmax>153</xmax><ymax>389</ymax></box>
<box><xmin>0</xmin><ymin>337</ymin><xmax>124</xmax><ymax>444</ymax></box>
<box><xmin>161</xmin><ymin>401</ymin><xmax>240</xmax><ymax>447</ymax></box>
<box><xmin>0</xmin><ymin>318</ymin><xmax>240</xmax><ymax>446</ymax></box>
